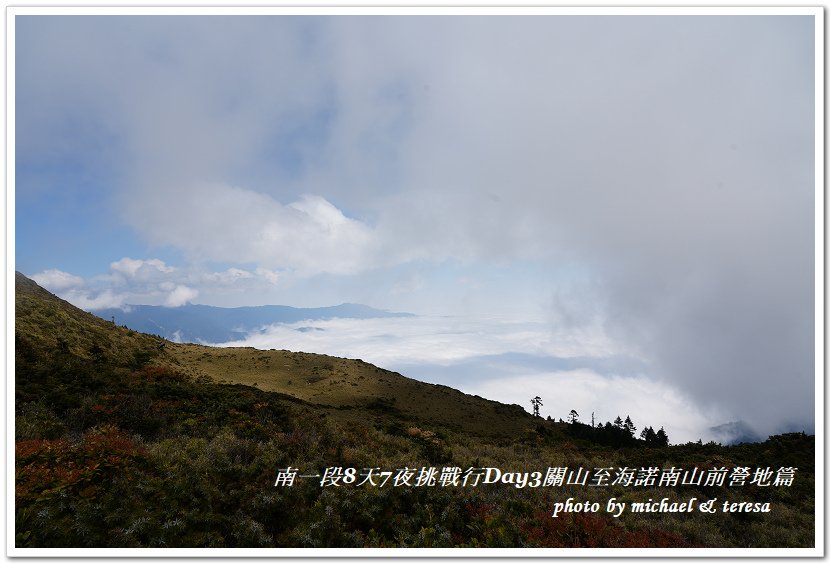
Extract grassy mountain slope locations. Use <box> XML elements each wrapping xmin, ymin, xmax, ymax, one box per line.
<box><xmin>166</xmin><ymin>343</ymin><xmax>530</xmax><ymax>440</ymax></box>
<box><xmin>15</xmin><ymin>271</ymin><xmax>162</xmax><ymax>365</ymax></box>
<box><xmin>14</xmin><ymin>273</ymin><xmax>816</xmax><ymax>549</ymax></box>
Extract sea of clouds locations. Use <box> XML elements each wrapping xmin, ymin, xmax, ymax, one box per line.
<box><xmin>218</xmin><ymin>315</ymin><xmax>723</xmax><ymax>444</ymax></box>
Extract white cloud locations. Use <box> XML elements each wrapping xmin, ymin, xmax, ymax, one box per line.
<box><xmin>206</xmin><ymin>268</ymin><xmax>253</xmax><ymax>285</ymax></box>
<box><xmin>123</xmin><ymin>184</ymin><xmax>379</xmax><ymax>277</ymax></box>
<box><xmin>254</xmin><ymin>267</ymin><xmax>280</xmax><ymax>285</ymax></box>
<box><xmin>30</xmin><ymin>269</ymin><xmax>84</xmax><ymax>292</ymax></box>
<box><xmin>29</xmin><ymin>261</ymin><xmax>294</xmax><ymax>310</ymax></box>
<box><xmin>110</xmin><ymin>257</ymin><xmax>174</xmax><ymax>279</ymax></box>
<box><xmin>219</xmin><ymin>315</ymin><xmax>629</xmax><ymax>366</ymax></box>
<box><xmin>61</xmin><ymin>288</ymin><xmax>126</xmax><ymax>310</ymax></box>
<box><xmin>164</xmin><ymin>285</ymin><xmax>198</xmax><ymax>307</ymax></box>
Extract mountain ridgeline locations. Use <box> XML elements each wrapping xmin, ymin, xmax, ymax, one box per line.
<box><xmin>93</xmin><ymin>302</ymin><xmax>414</xmax><ymax>344</ymax></box>
<box><xmin>14</xmin><ymin>272</ymin><xmax>815</xmax><ymax>549</ymax></box>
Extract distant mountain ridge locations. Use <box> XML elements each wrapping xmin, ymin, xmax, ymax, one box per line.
<box><xmin>709</xmin><ymin>420</ymin><xmax>763</xmax><ymax>445</ymax></box>
<box><xmin>91</xmin><ymin>303</ymin><xmax>414</xmax><ymax>344</ymax></box>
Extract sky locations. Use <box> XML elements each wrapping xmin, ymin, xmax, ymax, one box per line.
<box><xmin>15</xmin><ymin>13</ymin><xmax>817</xmax><ymax>443</ymax></box>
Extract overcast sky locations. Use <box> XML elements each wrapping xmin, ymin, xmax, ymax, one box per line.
<box><xmin>16</xmin><ymin>13</ymin><xmax>817</xmax><ymax>441</ymax></box>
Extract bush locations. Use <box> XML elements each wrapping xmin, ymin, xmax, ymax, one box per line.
<box><xmin>16</xmin><ymin>401</ymin><xmax>65</xmax><ymax>440</ymax></box>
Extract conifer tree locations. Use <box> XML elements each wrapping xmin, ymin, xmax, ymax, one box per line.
<box><xmin>641</xmin><ymin>426</ymin><xmax>657</xmax><ymax>444</ymax></box>
<box><xmin>530</xmin><ymin>396</ymin><xmax>543</xmax><ymax>417</ymax></box>
<box><xmin>624</xmin><ymin>416</ymin><xmax>636</xmax><ymax>436</ymax></box>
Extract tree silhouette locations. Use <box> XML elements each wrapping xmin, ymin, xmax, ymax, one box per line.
<box><xmin>567</xmin><ymin>409</ymin><xmax>579</xmax><ymax>424</ymax></box>
<box><xmin>530</xmin><ymin>396</ymin><xmax>543</xmax><ymax>417</ymax></box>
<box><xmin>624</xmin><ymin>416</ymin><xmax>636</xmax><ymax>436</ymax></box>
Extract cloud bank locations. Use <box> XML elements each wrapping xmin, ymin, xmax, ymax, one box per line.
<box><xmin>219</xmin><ymin>315</ymin><xmax>719</xmax><ymax>444</ymax></box>
<box><xmin>30</xmin><ymin>258</ymin><xmax>282</xmax><ymax>310</ymax></box>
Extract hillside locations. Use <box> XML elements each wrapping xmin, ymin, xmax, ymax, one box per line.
<box><xmin>13</xmin><ymin>273</ymin><xmax>816</xmax><ymax>549</ymax></box>
<box><xmin>15</xmin><ymin>271</ymin><xmax>162</xmax><ymax>365</ymax></box>
<box><xmin>165</xmin><ymin>343</ymin><xmax>530</xmax><ymax>440</ymax></box>
<box><xmin>16</xmin><ymin>271</ymin><xmax>532</xmax><ymax>440</ymax></box>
